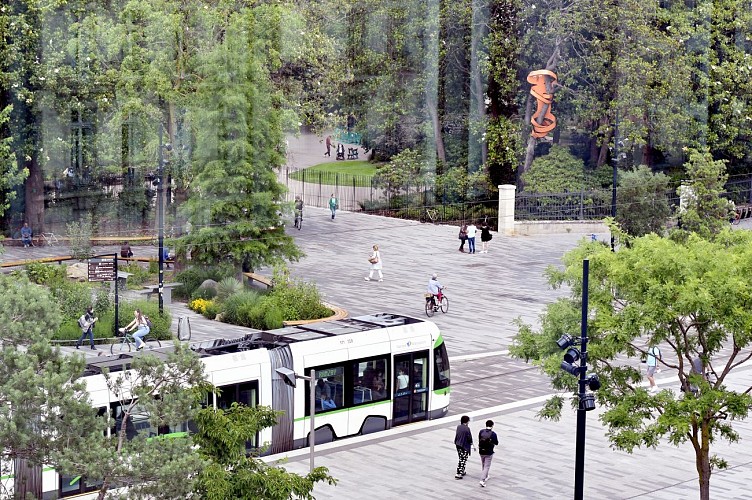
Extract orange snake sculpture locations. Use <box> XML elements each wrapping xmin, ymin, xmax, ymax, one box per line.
<box><xmin>527</xmin><ymin>69</ymin><xmax>558</xmax><ymax>138</ymax></box>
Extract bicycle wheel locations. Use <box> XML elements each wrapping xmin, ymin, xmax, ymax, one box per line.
<box><xmin>110</xmin><ymin>339</ymin><xmax>131</xmax><ymax>355</ymax></box>
<box><xmin>440</xmin><ymin>296</ymin><xmax>449</xmax><ymax>314</ymax></box>
<box><xmin>425</xmin><ymin>299</ymin><xmax>435</xmax><ymax>317</ymax></box>
<box><xmin>147</xmin><ymin>339</ymin><xmax>162</xmax><ymax>350</ymax></box>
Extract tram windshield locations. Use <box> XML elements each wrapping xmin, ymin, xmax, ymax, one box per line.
<box><xmin>433</xmin><ymin>341</ymin><xmax>450</xmax><ymax>390</ymax></box>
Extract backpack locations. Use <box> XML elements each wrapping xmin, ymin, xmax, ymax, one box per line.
<box><xmin>145</xmin><ymin>316</ymin><xmax>153</xmax><ymax>329</ymax></box>
<box><xmin>478</xmin><ymin>429</ymin><xmax>494</xmax><ymax>452</ymax></box>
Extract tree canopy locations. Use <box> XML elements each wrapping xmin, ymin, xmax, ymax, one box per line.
<box><xmin>511</xmin><ymin>229</ymin><xmax>752</xmax><ymax>500</ymax></box>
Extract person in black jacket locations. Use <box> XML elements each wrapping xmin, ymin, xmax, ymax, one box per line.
<box><xmin>478</xmin><ymin>420</ymin><xmax>500</xmax><ymax>487</ymax></box>
<box><xmin>454</xmin><ymin>415</ymin><xmax>473</xmax><ymax>479</ymax></box>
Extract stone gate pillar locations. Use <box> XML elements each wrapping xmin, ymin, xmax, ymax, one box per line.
<box><xmin>498</xmin><ymin>184</ymin><xmax>516</xmax><ymax>236</ymax></box>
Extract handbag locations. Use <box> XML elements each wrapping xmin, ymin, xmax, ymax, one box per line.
<box><xmin>368</xmin><ymin>256</ymin><xmax>378</xmax><ymax>264</ymax></box>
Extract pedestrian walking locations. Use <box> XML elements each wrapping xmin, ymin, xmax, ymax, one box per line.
<box><xmin>454</xmin><ymin>415</ymin><xmax>473</xmax><ymax>479</ymax></box>
<box><xmin>329</xmin><ymin>193</ymin><xmax>339</xmax><ymax>220</ymax></box>
<box><xmin>478</xmin><ymin>420</ymin><xmax>499</xmax><ymax>487</ymax></box>
<box><xmin>76</xmin><ymin>307</ymin><xmax>98</xmax><ymax>350</ymax></box>
<box><xmin>466</xmin><ymin>222</ymin><xmax>477</xmax><ymax>254</ymax></box>
<box><xmin>646</xmin><ymin>345</ymin><xmax>661</xmax><ymax>392</ymax></box>
<box><xmin>364</xmin><ymin>244</ymin><xmax>383</xmax><ymax>281</ymax></box>
<box><xmin>480</xmin><ymin>220</ymin><xmax>493</xmax><ymax>253</ymax></box>
<box><xmin>325</xmin><ymin>135</ymin><xmax>332</xmax><ymax>157</ymax></box>
<box><xmin>458</xmin><ymin>224</ymin><xmax>468</xmax><ymax>252</ymax></box>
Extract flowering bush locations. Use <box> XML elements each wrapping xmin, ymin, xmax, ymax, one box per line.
<box><xmin>189</xmin><ymin>298</ymin><xmax>212</xmax><ymax>315</ymax></box>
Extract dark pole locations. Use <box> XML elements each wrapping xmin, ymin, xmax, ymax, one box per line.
<box><xmin>611</xmin><ymin>115</ymin><xmax>618</xmax><ymax>251</ymax></box>
<box><xmin>574</xmin><ymin>259</ymin><xmax>590</xmax><ymax>500</ymax></box>
<box><xmin>114</xmin><ymin>253</ymin><xmax>119</xmax><ymax>334</ymax></box>
<box><xmin>157</xmin><ymin>126</ymin><xmax>164</xmax><ymax>314</ymax></box>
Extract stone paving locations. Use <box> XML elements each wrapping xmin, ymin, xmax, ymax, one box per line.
<box><xmin>271</xmin><ymin>363</ymin><xmax>752</xmax><ymax>499</ymax></box>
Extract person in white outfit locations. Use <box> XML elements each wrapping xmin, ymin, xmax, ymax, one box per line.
<box><xmin>365</xmin><ymin>244</ymin><xmax>383</xmax><ymax>281</ymax></box>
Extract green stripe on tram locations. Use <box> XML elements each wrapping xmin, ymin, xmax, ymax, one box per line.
<box><xmin>294</xmin><ymin>400</ymin><xmax>390</xmax><ymax>422</ymax></box>
<box><xmin>434</xmin><ymin>334</ymin><xmax>444</xmax><ymax>349</ymax></box>
<box><xmin>146</xmin><ymin>431</ymin><xmax>189</xmax><ymax>442</ymax></box>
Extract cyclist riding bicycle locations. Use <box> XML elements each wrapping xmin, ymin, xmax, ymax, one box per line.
<box><xmin>294</xmin><ymin>195</ymin><xmax>304</xmax><ymax>228</ymax></box>
<box><xmin>426</xmin><ymin>273</ymin><xmax>444</xmax><ymax>308</ymax></box>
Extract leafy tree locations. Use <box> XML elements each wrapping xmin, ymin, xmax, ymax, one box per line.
<box><xmin>0</xmin><ymin>105</ymin><xmax>28</xmax><ymax>218</ymax></box>
<box><xmin>0</xmin><ymin>274</ymin><xmax>96</xmax><ymax>499</ymax></box>
<box><xmin>616</xmin><ymin>165</ymin><xmax>671</xmax><ymax>237</ymax></box>
<box><xmin>56</xmin><ymin>343</ymin><xmax>210</xmax><ymax>500</ymax></box>
<box><xmin>521</xmin><ymin>145</ymin><xmax>589</xmax><ymax>193</ymax></box>
<box><xmin>193</xmin><ymin>402</ymin><xmax>336</xmax><ymax>500</ymax></box>
<box><xmin>511</xmin><ymin>230</ymin><xmax>752</xmax><ymax>500</ymax></box>
<box><xmin>374</xmin><ymin>148</ymin><xmax>433</xmax><ymax>199</ymax></box>
<box><xmin>178</xmin><ymin>6</ymin><xmax>301</xmax><ymax>275</ymax></box>
<box><xmin>675</xmin><ymin>148</ymin><xmax>733</xmax><ymax>239</ymax></box>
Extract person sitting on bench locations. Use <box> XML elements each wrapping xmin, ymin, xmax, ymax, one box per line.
<box><xmin>336</xmin><ymin>143</ymin><xmax>345</xmax><ymax>160</ymax></box>
<box><xmin>20</xmin><ymin>223</ymin><xmax>33</xmax><ymax>248</ymax></box>
<box><xmin>120</xmin><ymin>241</ymin><xmax>133</xmax><ymax>258</ymax></box>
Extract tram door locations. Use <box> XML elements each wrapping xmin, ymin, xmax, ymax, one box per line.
<box><xmin>392</xmin><ymin>351</ymin><xmax>429</xmax><ymax>426</ymax></box>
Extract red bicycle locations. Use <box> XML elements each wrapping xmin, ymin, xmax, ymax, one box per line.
<box><xmin>425</xmin><ymin>289</ymin><xmax>448</xmax><ymax>317</ymax></box>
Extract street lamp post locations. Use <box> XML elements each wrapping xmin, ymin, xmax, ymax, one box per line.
<box><xmin>157</xmin><ymin>128</ymin><xmax>171</xmax><ymax>314</ymax></box>
<box><xmin>556</xmin><ymin>259</ymin><xmax>600</xmax><ymax>500</ymax></box>
<box><xmin>276</xmin><ymin>367</ymin><xmax>316</xmax><ymax>473</ymax></box>
<box><xmin>611</xmin><ymin>116</ymin><xmax>619</xmax><ymax>251</ymax></box>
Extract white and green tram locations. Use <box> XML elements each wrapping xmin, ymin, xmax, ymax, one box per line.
<box><xmin>10</xmin><ymin>313</ymin><xmax>450</xmax><ymax>498</ymax></box>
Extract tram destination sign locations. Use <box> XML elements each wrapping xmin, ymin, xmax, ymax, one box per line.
<box><xmin>88</xmin><ymin>258</ymin><xmax>115</xmax><ymax>282</ymax></box>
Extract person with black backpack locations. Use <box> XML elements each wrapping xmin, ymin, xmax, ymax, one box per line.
<box><xmin>477</xmin><ymin>420</ymin><xmax>499</xmax><ymax>488</ymax></box>
<box><xmin>75</xmin><ymin>307</ymin><xmax>98</xmax><ymax>350</ymax></box>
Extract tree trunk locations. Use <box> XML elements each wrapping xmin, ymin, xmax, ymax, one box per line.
<box><xmin>25</xmin><ymin>156</ymin><xmax>45</xmax><ymax>232</ymax></box>
<box><xmin>471</xmin><ymin>60</ymin><xmax>487</xmax><ymax>167</ymax></box>
<box><xmin>696</xmin><ymin>421</ymin><xmax>712</xmax><ymax>500</ymax></box>
<box><xmin>13</xmin><ymin>458</ymin><xmax>42</xmax><ymax>500</ymax></box>
<box><xmin>426</xmin><ymin>97</ymin><xmax>446</xmax><ymax>165</ymax></box>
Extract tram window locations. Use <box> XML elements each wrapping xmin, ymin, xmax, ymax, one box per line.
<box><xmin>433</xmin><ymin>341</ymin><xmax>451</xmax><ymax>390</ymax></box>
<box><xmin>217</xmin><ymin>381</ymin><xmax>259</xmax><ymax>409</ymax></box>
<box><xmin>313</xmin><ymin>366</ymin><xmax>344</xmax><ymax>413</ymax></box>
<box><xmin>353</xmin><ymin>358</ymin><xmax>388</xmax><ymax>404</ymax></box>
<box><xmin>412</xmin><ymin>358</ymin><xmax>427</xmax><ymax>389</ymax></box>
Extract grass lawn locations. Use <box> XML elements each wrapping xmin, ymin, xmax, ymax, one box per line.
<box><xmin>289</xmin><ymin>160</ymin><xmax>379</xmax><ymax>187</ymax></box>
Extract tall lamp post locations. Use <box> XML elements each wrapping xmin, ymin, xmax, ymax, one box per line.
<box><xmin>611</xmin><ymin>116</ymin><xmax>619</xmax><ymax>251</ymax></box>
<box><xmin>157</xmin><ymin>128</ymin><xmax>171</xmax><ymax>314</ymax></box>
<box><xmin>556</xmin><ymin>259</ymin><xmax>601</xmax><ymax>500</ymax></box>
<box><xmin>276</xmin><ymin>367</ymin><xmax>316</xmax><ymax>473</ymax></box>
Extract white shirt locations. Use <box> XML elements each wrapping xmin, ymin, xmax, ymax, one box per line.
<box><xmin>427</xmin><ymin>278</ymin><xmax>443</xmax><ymax>295</ymax></box>
<box><xmin>466</xmin><ymin>224</ymin><xmax>477</xmax><ymax>237</ymax></box>
<box><xmin>397</xmin><ymin>374</ymin><xmax>409</xmax><ymax>389</ymax></box>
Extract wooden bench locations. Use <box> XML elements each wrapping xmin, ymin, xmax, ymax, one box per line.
<box><xmin>735</xmin><ymin>203</ymin><xmax>752</xmax><ymax>220</ymax></box>
<box><xmin>0</xmin><ymin>255</ymin><xmax>72</xmax><ymax>268</ymax></box>
<box><xmin>243</xmin><ymin>272</ymin><xmax>273</xmax><ymax>288</ymax></box>
<box><xmin>119</xmin><ymin>256</ymin><xmax>175</xmax><ymax>266</ymax></box>
<box><xmin>139</xmin><ymin>282</ymin><xmax>183</xmax><ymax>304</ymax></box>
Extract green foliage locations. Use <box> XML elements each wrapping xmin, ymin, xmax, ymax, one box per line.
<box><xmin>673</xmin><ymin>148</ymin><xmax>733</xmax><ymax>240</ymax></box>
<box><xmin>216</xmin><ymin>277</ymin><xmax>243</xmax><ymax>302</ymax></box>
<box><xmin>374</xmin><ymin>149</ymin><xmax>433</xmax><ymax>199</ymax></box>
<box><xmin>48</xmin><ymin>280</ymin><xmax>95</xmax><ymax>322</ymax></box>
<box><xmin>0</xmin><ymin>274</ymin><xmax>96</xmax><ymax>489</ymax></box>
<box><xmin>120</xmin><ymin>262</ymin><xmax>153</xmax><ymax>288</ymax></box>
<box><xmin>0</xmin><ymin>105</ymin><xmax>28</xmax><ymax>218</ymax></box>
<box><xmin>24</xmin><ymin>262</ymin><xmax>67</xmax><ymax>285</ymax></box>
<box><xmin>220</xmin><ymin>290</ymin><xmax>263</xmax><ymax>328</ymax></box>
<box><xmin>56</xmin><ymin>344</ymin><xmax>209</xmax><ymax>499</ymax></box>
<box><xmin>174</xmin><ymin>265</ymin><xmax>236</xmax><ymax>300</ymax></box>
<box><xmin>193</xmin><ymin>403</ymin><xmax>336</xmax><ymax>499</ymax></box>
<box><xmin>192</xmin><ymin>284</ymin><xmax>218</xmax><ymax>301</ymax></box>
<box><xmin>204</xmin><ymin>300</ymin><xmax>221</xmax><ymax>321</ymax></box>
<box><xmin>616</xmin><ymin>165</ymin><xmax>671</xmax><ymax>237</ymax></box>
<box><xmin>522</xmin><ymin>145</ymin><xmax>590</xmax><ymax>193</ymax></box>
<box><xmin>66</xmin><ymin>214</ymin><xmax>95</xmax><ymax>260</ymax></box>
<box><xmin>510</xmin><ymin>230</ymin><xmax>752</xmax><ymax>497</ymax></box>
<box><xmin>268</xmin><ymin>267</ymin><xmax>332</xmax><ymax>322</ymax></box>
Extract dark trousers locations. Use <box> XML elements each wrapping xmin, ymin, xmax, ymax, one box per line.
<box><xmin>459</xmin><ymin>238</ymin><xmax>466</xmax><ymax>251</ymax></box>
<box><xmin>77</xmin><ymin>328</ymin><xmax>94</xmax><ymax>347</ymax></box>
<box><xmin>456</xmin><ymin>446</ymin><xmax>469</xmax><ymax>475</ymax></box>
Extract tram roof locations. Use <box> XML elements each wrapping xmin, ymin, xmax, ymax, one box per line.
<box><xmin>84</xmin><ymin>313</ymin><xmax>423</xmax><ymax>374</ymax></box>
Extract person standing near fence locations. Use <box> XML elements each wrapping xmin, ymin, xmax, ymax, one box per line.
<box><xmin>480</xmin><ymin>220</ymin><xmax>493</xmax><ymax>253</ymax></box>
<box><xmin>458</xmin><ymin>224</ymin><xmax>468</xmax><ymax>252</ymax></box>
<box><xmin>364</xmin><ymin>244</ymin><xmax>383</xmax><ymax>281</ymax></box>
<box><xmin>329</xmin><ymin>193</ymin><xmax>339</xmax><ymax>220</ymax></box>
<box><xmin>466</xmin><ymin>221</ymin><xmax>477</xmax><ymax>254</ymax></box>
